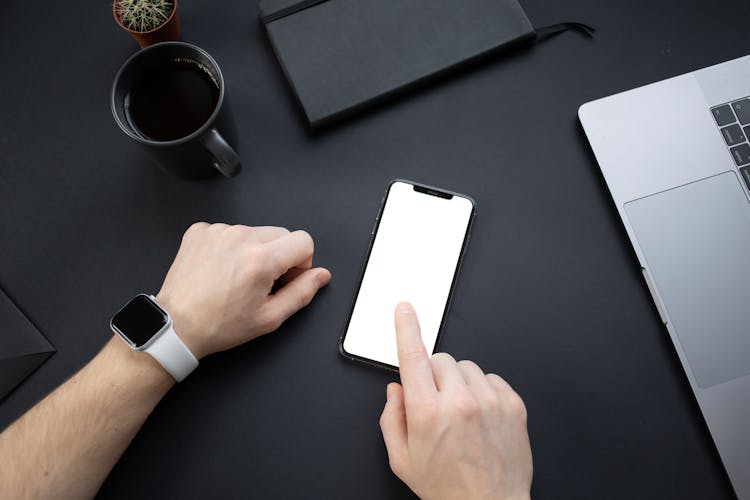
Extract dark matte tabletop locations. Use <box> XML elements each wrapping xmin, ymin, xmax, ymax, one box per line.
<box><xmin>0</xmin><ymin>0</ymin><xmax>744</xmax><ymax>498</ymax></box>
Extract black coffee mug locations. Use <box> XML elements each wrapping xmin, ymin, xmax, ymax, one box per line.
<box><xmin>112</xmin><ymin>42</ymin><xmax>241</xmax><ymax>180</ymax></box>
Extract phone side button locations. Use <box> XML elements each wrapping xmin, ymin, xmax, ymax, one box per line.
<box><xmin>641</xmin><ymin>268</ymin><xmax>668</xmax><ymax>325</ymax></box>
<box><xmin>371</xmin><ymin>218</ymin><xmax>379</xmax><ymax>235</ymax></box>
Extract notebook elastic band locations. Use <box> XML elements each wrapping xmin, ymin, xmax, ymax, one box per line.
<box><xmin>535</xmin><ymin>22</ymin><xmax>596</xmax><ymax>41</ymax></box>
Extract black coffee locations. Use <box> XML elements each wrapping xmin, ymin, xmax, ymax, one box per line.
<box><xmin>126</xmin><ymin>60</ymin><xmax>219</xmax><ymax>141</ymax></box>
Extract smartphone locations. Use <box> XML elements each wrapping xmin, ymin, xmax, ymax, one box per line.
<box><xmin>339</xmin><ymin>180</ymin><xmax>475</xmax><ymax>371</ymax></box>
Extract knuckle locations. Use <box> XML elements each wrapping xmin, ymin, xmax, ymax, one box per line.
<box><xmin>430</xmin><ymin>352</ymin><xmax>455</xmax><ymax>365</ymax></box>
<box><xmin>184</xmin><ymin>222</ymin><xmax>208</xmax><ymax>239</ymax></box>
<box><xmin>505</xmin><ymin>392</ymin><xmax>528</xmax><ymax>422</ymax></box>
<box><xmin>261</xmin><ymin>312</ymin><xmax>283</xmax><ymax>332</ymax></box>
<box><xmin>485</xmin><ymin>391</ymin><xmax>503</xmax><ymax>411</ymax></box>
<box><xmin>187</xmin><ymin>221</ymin><xmax>207</xmax><ymax>232</ymax></box>
<box><xmin>457</xmin><ymin>359</ymin><xmax>481</xmax><ymax>372</ymax></box>
<box><xmin>222</xmin><ymin>226</ymin><xmax>251</xmax><ymax>246</ymax></box>
<box><xmin>296</xmin><ymin>230</ymin><xmax>314</xmax><ymax>249</ymax></box>
<box><xmin>292</xmin><ymin>230</ymin><xmax>315</xmax><ymax>257</ymax></box>
<box><xmin>289</xmin><ymin>291</ymin><xmax>311</xmax><ymax>313</ymax></box>
<box><xmin>249</xmin><ymin>245</ymin><xmax>273</xmax><ymax>266</ymax></box>
<box><xmin>240</xmin><ymin>255</ymin><xmax>266</xmax><ymax>281</ymax></box>
<box><xmin>388</xmin><ymin>455</ymin><xmax>405</xmax><ymax>476</ymax></box>
<box><xmin>270</xmin><ymin>318</ymin><xmax>284</xmax><ymax>332</ymax></box>
<box><xmin>412</xmin><ymin>400</ymin><xmax>440</xmax><ymax>429</ymax></box>
<box><xmin>486</xmin><ymin>373</ymin><xmax>509</xmax><ymax>391</ymax></box>
<box><xmin>453</xmin><ymin>392</ymin><xmax>481</xmax><ymax>420</ymax></box>
<box><xmin>295</xmin><ymin>285</ymin><xmax>315</xmax><ymax>310</ymax></box>
<box><xmin>227</xmin><ymin>224</ymin><xmax>250</xmax><ymax>238</ymax></box>
<box><xmin>207</xmin><ymin>222</ymin><xmax>228</xmax><ymax>233</ymax></box>
<box><xmin>244</xmin><ymin>267</ymin><xmax>270</xmax><ymax>289</ymax></box>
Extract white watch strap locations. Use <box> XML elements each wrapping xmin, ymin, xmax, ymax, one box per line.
<box><xmin>146</xmin><ymin>325</ymin><xmax>198</xmax><ymax>382</ymax></box>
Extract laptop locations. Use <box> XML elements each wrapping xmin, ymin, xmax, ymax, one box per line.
<box><xmin>579</xmin><ymin>54</ymin><xmax>750</xmax><ymax>499</ymax></box>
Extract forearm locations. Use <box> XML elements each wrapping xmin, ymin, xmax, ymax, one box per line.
<box><xmin>0</xmin><ymin>223</ymin><xmax>331</xmax><ymax>498</ymax></box>
<box><xmin>0</xmin><ymin>336</ymin><xmax>174</xmax><ymax>499</ymax></box>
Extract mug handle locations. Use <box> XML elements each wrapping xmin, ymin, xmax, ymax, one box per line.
<box><xmin>200</xmin><ymin>128</ymin><xmax>241</xmax><ymax>178</ymax></box>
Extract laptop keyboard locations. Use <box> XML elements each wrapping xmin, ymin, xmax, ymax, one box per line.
<box><xmin>711</xmin><ymin>98</ymin><xmax>750</xmax><ymax>190</ymax></box>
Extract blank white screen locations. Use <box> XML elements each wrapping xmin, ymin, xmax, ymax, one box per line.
<box><xmin>343</xmin><ymin>181</ymin><xmax>473</xmax><ymax>368</ymax></box>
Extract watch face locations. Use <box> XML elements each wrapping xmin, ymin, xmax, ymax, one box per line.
<box><xmin>111</xmin><ymin>295</ymin><xmax>168</xmax><ymax>348</ymax></box>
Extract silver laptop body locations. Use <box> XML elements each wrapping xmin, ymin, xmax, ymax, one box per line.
<box><xmin>580</xmin><ymin>54</ymin><xmax>750</xmax><ymax>499</ymax></box>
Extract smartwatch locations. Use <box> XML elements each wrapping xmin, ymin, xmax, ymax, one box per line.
<box><xmin>110</xmin><ymin>294</ymin><xmax>198</xmax><ymax>382</ymax></box>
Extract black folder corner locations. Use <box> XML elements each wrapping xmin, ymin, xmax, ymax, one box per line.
<box><xmin>259</xmin><ymin>0</ymin><xmax>535</xmax><ymax>127</ymax></box>
<box><xmin>0</xmin><ymin>287</ymin><xmax>55</xmax><ymax>402</ymax></box>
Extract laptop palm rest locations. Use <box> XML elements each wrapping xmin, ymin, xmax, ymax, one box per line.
<box><xmin>625</xmin><ymin>171</ymin><xmax>750</xmax><ymax>389</ymax></box>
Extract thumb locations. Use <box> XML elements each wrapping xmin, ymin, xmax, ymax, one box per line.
<box><xmin>264</xmin><ymin>267</ymin><xmax>331</xmax><ymax>327</ymax></box>
<box><xmin>379</xmin><ymin>382</ymin><xmax>408</xmax><ymax>475</ymax></box>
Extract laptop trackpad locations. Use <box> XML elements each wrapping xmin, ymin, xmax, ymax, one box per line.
<box><xmin>625</xmin><ymin>172</ymin><xmax>750</xmax><ymax>389</ymax></box>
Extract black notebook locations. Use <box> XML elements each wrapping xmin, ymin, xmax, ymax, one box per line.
<box><xmin>260</xmin><ymin>0</ymin><xmax>536</xmax><ymax>127</ymax></box>
<box><xmin>0</xmin><ymin>286</ymin><xmax>55</xmax><ymax>401</ymax></box>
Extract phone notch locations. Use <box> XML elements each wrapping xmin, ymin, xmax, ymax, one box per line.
<box><xmin>413</xmin><ymin>185</ymin><xmax>453</xmax><ymax>199</ymax></box>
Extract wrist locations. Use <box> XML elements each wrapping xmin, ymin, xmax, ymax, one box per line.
<box><xmin>107</xmin><ymin>335</ymin><xmax>175</xmax><ymax>391</ymax></box>
<box><xmin>154</xmin><ymin>292</ymin><xmax>207</xmax><ymax>360</ymax></box>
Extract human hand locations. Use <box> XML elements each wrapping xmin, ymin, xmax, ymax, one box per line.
<box><xmin>379</xmin><ymin>303</ymin><xmax>533</xmax><ymax>500</ymax></box>
<box><xmin>155</xmin><ymin>223</ymin><xmax>331</xmax><ymax>360</ymax></box>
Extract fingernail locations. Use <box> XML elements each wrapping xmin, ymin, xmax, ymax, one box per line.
<box><xmin>386</xmin><ymin>383</ymin><xmax>394</xmax><ymax>402</ymax></box>
<box><xmin>316</xmin><ymin>269</ymin><xmax>331</xmax><ymax>287</ymax></box>
<box><xmin>396</xmin><ymin>302</ymin><xmax>415</xmax><ymax>314</ymax></box>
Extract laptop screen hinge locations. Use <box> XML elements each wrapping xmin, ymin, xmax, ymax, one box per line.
<box><xmin>641</xmin><ymin>267</ymin><xmax>669</xmax><ymax>325</ymax></box>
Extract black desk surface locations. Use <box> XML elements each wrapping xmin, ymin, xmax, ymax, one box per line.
<box><xmin>0</xmin><ymin>0</ymin><xmax>744</xmax><ymax>498</ymax></box>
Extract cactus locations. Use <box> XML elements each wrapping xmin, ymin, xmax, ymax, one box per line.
<box><xmin>115</xmin><ymin>0</ymin><xmax>174</xmax><ymax>33</ymax></box>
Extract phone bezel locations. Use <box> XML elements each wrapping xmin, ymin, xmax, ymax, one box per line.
<box><xmin>338</xmin><ymin>179</ymin><xmax>476</xmax><ymax>373</ymax></box>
